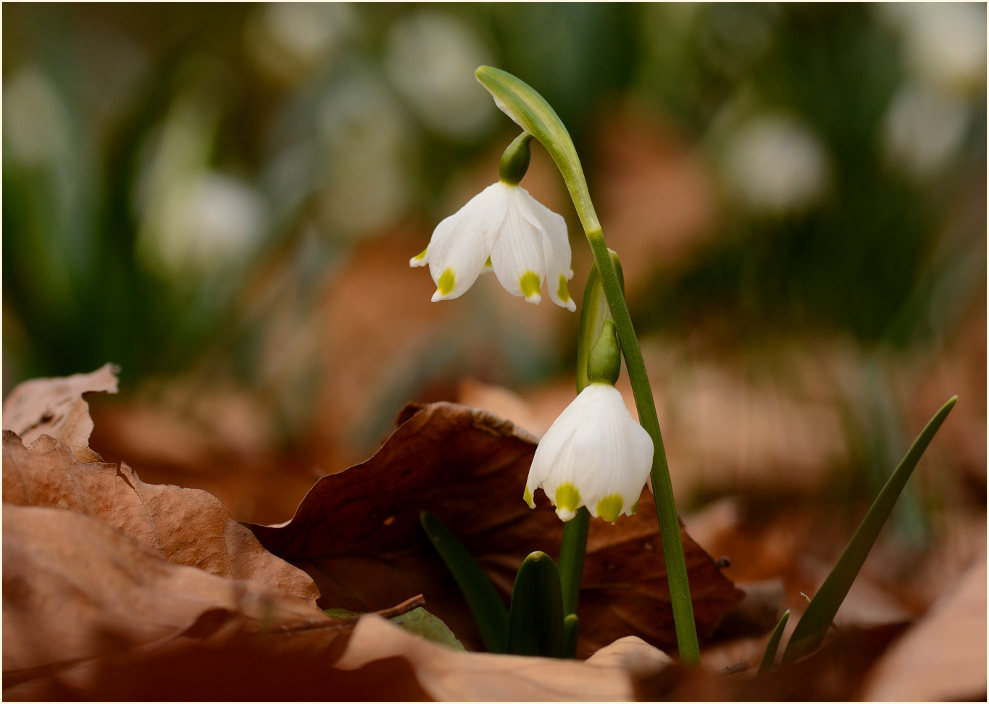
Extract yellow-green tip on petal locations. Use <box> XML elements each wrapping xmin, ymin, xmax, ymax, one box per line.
<box><xmin>557</xmin><ymin>274</ymin><xmax>572</xmax><ymax>303</ymax></box>
<box><xmin>437</xmin><ymin>267</ymin><xmax>455</xmax><ymax>296</ymax></box>
<box><xmin>523</xmin><ymin>484</ymin><xmax>534</xmax><ymax>508</ymax></box>
<box><xmin>410</xmin><ymin>247</ymin><xmax>428</xmax><ymax>266</ymax></box>
<box><xmin>520</xmin><ymin>271</ymin><xmax>541</xmax><ymax>302</ymax></box>
<box><xmin>554</xmin><ymin>483</ymin><xmax>580</xmax><ymax>521</ymax></box>
<box><xmin>484</xmin><ymin>255</ymin><xmax>493</xmax><ymax>270</ymax></box>
<box><xmin>630</xmin><ymin>500</ymin><xmax>639</xmax><ymax>515</ymax></box>
<box><xmin>595</xmin><ymin>495</ymin><xmax>624</xmax><ymax>523</ymax></box>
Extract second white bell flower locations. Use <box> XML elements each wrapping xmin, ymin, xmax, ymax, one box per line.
<box><xmin>524</xmin><ymin>382</ymin><xmax>654</xmax><ymax>523</ymax></box>
<box><xmin>410</xmin><ymin>181</ymin><xmax>575</xmax><ymax>310</ymax></box>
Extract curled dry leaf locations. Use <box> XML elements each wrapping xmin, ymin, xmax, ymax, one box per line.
<box><xmin>1</xmin><ymin>364</ymin><xmax>320</xmax><ymax>604</ymax></box>
<box><xmin>249</xmin><ymin>402</ymin><xmax>742</xmax><ymax>654</ymax></box>
<box><xmin>2</xmin><ymin>363</ymin><xmax>118</xmax><ymax>463</ymax></box>
<box><xmin>2</xmin><ymin>431</ymin><xmax>320</xmax><ymax>605</ymax></box>
<box><xmin>334</xmin><ymin>614</ymin><xmax>673</xmax><ymax>701</ymax></box>
<box><xmin>2</xmin><ymin>504</ymin><xmax>349</xmax><ymax>699</ymax></box>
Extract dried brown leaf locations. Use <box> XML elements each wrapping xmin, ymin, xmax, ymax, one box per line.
<box><xmin>8</xmin><ymin>597</ymin><xmax>672</xmax><ymax>701</ymax></box>
<box><xmin>248</xmin><ymin>402</ymin><xmax>742</xmax><ymax>655</ymax></box>
<box><xmin>2</xmin><ymin>504</ymin><xmax>348</xmax><ymax>697</ymax></box>
<box><xmin>1</xmin><ymin>370</ymin><xmax>696</xmax><ymax>701</ymax></box>
<box><xmin>2</xmin><ymin>430</ymin><xmax>320</xmax><ymax>604</ymax></box>
<box><xmin>862</xmin><ymin>553</ymin><xmax>988</xmax><ymax>701</ymax></box>
<box><xmin>2</xmin><ymin>363</ymin><xmax>118</xmax><ymax>462</ymax></box>
<box><xmin>6</xmin><ymin>644</ymin><xmax>428</xmax><ymax>702</ymax></box>
<box><xmin>642</xmin><ymin>622</ymin><xmax>909</xmax><ymax>701</ymax></box>
<box><xmin>333</xmin><ymin>613</ymin><xmax>672</xmax><ymax>701</ymax></box>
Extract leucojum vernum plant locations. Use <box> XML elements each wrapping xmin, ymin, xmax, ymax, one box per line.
<box><xmin>413</xmin><ymin>66</ymin><xmax>957</xmax><ymax>669</ymax></box>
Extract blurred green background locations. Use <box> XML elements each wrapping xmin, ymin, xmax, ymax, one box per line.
<box><xmin>3</xmin><ymin>3</ymin><xmax>985</xmax><ymax>524</ymax></box>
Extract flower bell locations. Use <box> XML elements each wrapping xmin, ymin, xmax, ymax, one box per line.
<box><xmin>410</xmin><ymin>133</ymin><xmax>575</xmax><ymax>310</ymax></box>
<box><xmin>524</xmin><ymin>321</ymin><xmax>653</xmax><ymax>523</ymax></box>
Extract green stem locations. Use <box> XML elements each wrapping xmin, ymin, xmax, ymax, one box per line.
<box><xmin>558</xmin><ymin>508</ymin><xmax>589</xmax><ymax>619</ymax></box>
<box><xmin>558</xmin><ymin>254</ymin><xmax>623</xmax><ymax>655</ymax></box>
<box><xmin>586</xmin><ymin>232</ymin><xmax>700</xmax><ymax>666</ymax></box>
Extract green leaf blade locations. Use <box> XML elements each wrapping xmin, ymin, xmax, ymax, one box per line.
<box><xmin>507</xmin><ymin>551</ymin><xmax>565</xmax><ymax>658</ymax></box>
<box><xmin>563</xmin><ymin>613</ymin><xmax>580</xmax><ymax>659</ymax></box>
<box><xmin>757</xmin><ymin>609</ymin><xmax>790</xmax><ymax>675</ymax></box>
<box><xmin>420</xmin><ymin>511</ymin><xmax>509</xmax><ymax>653</ymax></box>
<box><xmin>782</xmin><ymin>396</ymin><xmax>958</xmax><ymax>663</ymax></box>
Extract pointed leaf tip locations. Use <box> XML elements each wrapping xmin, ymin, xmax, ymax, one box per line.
<box><xmin>782</xmin><ymin>395</ymin><xmax>957</xmax><ymax>663</ymax></box>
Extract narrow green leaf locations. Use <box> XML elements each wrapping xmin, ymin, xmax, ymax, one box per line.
<box><xmin>420</xmin><ymin>511</ymin><xmax>509</xmax><ymax>653</ymax></box>
<box><xmin>563</xmin><ymin>613</ymin><xmax>580</xmax><ymax>658</ymax></box>
<box><xmin>507</xmin><ymin>551</ymin><xmax>565</xmax><ymax>658</ymax></box>
<box><xmin>757</xmin><ymin>609</ymin><xmax>790</xmax><ymax>675</ymax></box>
<box><xmin>782</xmin><ymin>396</ymin><xmax>957</xmax><ymax>663</ymax></box>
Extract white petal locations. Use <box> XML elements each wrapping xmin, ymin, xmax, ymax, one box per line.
<box><xmin>516</xmin><ymin>189</ymin><xmax>575</xmax><ymax>311</ymax></box>
<box><xmin>577</xmin><ymin>385</ymin><xmax>653</xmax><ymax>518</ymax></box>
<box><xmin>425</xmin><ymin>185</ymin><xmax>502</xmax><ymax>301</ymax></box>
<box><xmin>489</xmin><ymin>186</ymin><xmax>546</xmax><ymax>303</ymax></box>
<box><xmin>528</xmin><ymin>401</ymin><xmax>583</xmax><ymax>498</ymax></box>
<box><xmin>409</xmin><ymin>247</ymin><xmax>429</xmax><ymax>268</ymax></box>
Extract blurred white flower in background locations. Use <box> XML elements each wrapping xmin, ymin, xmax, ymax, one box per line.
<box><xmin>316</xmin><ymin>71</ymin><xmax>415</xmax><ymax>239</ymax></box>
<box><xmin>139</xmin><ymin>170</ymin><xmax>265</xmax><ymax>278</ymax></box>
<box><xmin>882</xmin><ymin>82</ymin><xmax>970</xmax><ymax>180</ymax></box>
<box><xmin>135</xmin><ymin>97</ymin><xmax>265</xmax><ymax>278</ymax></box>
<box><xmin>878</xmin><ymin>3</ymin><xmax>986</xmax><ymax>94</ymax></box>
<box><xmin>385</xmin><ymin>11</ymin><xmax>495</xmax><ymax>139</ymax></box>
<box><xmin>4</xmin><ymin>67</ymin><xmax>70</xmax><ymax>167</ymax></box>
<box><xmin>245</xmin><ymin>3</ymin><xmax>358</xmax><ymax>85</ymax></box>
<box><xmin>719</xmin><ymin>113</ymin><xmax>831</xmax><ymax>215</ymax></box>
<box><xmin>876</xmin><ymin>3</ymin><xmax>982</xmax><ymax>182</ymax></box>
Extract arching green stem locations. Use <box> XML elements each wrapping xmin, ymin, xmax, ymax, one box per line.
<box><xmin>477</xmin><ymin>65</ymin><xmax>700</xmax><ymax>666</ymax></box>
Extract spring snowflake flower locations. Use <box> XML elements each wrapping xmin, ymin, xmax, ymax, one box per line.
<box><xmin>410</xmin><ymin>134</ymin><xmax>575</xmax><ymax>310</ymax></box>
<box><xmin>524</xmin><ymin>382</ymin><xmax>654</xmax><ymax>523</ymax></box>
<box><xmin>410</xmin><ymin>182</ymin><xmax>575</xmax><ymax>310</ymax></box>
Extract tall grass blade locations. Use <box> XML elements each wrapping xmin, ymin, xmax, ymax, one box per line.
<box><xmin>782</xmin><ymin>396</ymin><xmax>957</xmax><ymax>663</ymax></box>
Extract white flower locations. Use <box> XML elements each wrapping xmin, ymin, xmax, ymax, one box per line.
<box><xmin>410</xmin><ymin>181</ymin><xmax>575</xmax><ymax>310</ymax></box>
<box><xmin>524</xmin><ymin>383</ymin><xmax>654</xmax><ymax>523</ymax></box>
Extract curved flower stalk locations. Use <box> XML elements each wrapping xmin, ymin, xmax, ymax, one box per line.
<box><xmin>524</xmin><ymin>382</ymin><xmax>653</xmax><ymax>523</ymax></box>
<box><xmin>411</xmin><ymin>134</ymin><xmax>575</xmax><ymax>310</ymax></box>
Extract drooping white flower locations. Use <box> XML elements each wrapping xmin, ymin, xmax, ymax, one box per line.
<box><xmin>524</xmin><ymin>382</ymin><xmax>654</xmax><ymax>523</ymax></box>
<box><xmin>410</xmin><ymin>181</ymin><xmax>575</xmax><ymax>310</ymax></box>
